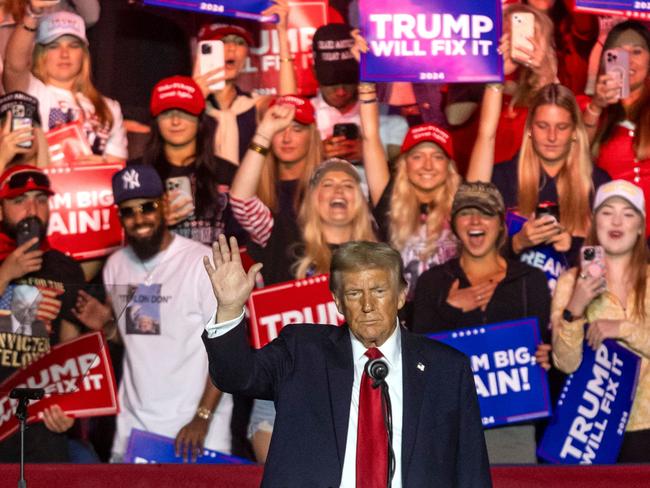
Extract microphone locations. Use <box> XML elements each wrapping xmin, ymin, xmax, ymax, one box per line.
<box><xmin>365</xmin><ymin>358</ymin><xmax>389</xmax><ymax>388</ymax></box>
<box><xmin>10</xmin><ymin>388</ymin><xmax>45</xmax><ymax>401</ymax></box>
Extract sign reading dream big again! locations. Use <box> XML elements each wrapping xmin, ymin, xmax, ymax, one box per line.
<box><xmin>430</xmin><ymin>319</ymin><xmax>551</xmax><ymax>427</ymax></box>
<box><xmin>359</xmin><ymin>0</ymin><xmax>502</xmax><ymax>83</ymax></box>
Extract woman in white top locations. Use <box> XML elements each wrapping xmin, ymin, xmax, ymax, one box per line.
<box><xmin>3</xmin><ymin>1</ymin><xmax>127</xmax><ymax>162</ymax></box>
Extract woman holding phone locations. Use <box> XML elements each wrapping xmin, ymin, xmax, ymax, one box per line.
<box><xmin>552</xmin><ymin>179</ymin><xmax>650</xmax><ymax>462</ymax></box>
<box><xmin>192</xmin><ymin>0</ymin><xmax>295</xmax><ymax>164</ymax></box>
<box><xmin>582</xmin><ymin>21</ymin><xmax>650</xmax><ymax>236</ymax></box>
<box><xmin>469</xmin><ymin>82</ymin><xmax>610</xmax><ymax>266</ymax></box>
<box><xmin>135</xmin><ymin>76</ymin><xmax>243</xmax><ymax>246</ymax></box>
<box><xmin>3</xmin><ymin>2</ymin><xmax>127</xmax><ymax>162</ymax></box>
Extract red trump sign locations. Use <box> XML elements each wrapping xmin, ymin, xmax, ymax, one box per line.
<box><xmin>247</xmin><ymin>274</ymin><xmax>344</xmax><ymax>348</ymax></box>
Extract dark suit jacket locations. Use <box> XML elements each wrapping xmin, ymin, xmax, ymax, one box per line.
<box><xmin>202</xmin><ymin>321</ymin><xmax>491</xmax><ymax>488</ymax></box>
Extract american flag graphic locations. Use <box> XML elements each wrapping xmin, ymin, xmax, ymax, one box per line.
<box><xmin>48</xmin><ymin>108</ymin><xmax>75</xmax><ymax>130</ymax></box>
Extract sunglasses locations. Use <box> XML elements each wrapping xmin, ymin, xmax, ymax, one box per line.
<box><xmin>3</xmin><ymin>171</ymin><xmax>50</xmax><ymax>190</ymax></box>
<box><xmin>118</xmin><ymin>201</ymin><xmax>159</xmax><ymax>219</ymax></box>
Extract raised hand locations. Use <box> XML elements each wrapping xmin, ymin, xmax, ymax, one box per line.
<box><xmin>204</xmin><ymin>235</ymin><xmax>263</xmax><ymax>322</ymax></box>
<box><xmin>262</xmin><ymin>0</ymin><xmax>289</xmax><ymax>30</ymax></box>
<box><xmin>0</xmin><ymin>112</ymin><xmax>34</xmax><ymax>170</ymax></box>
<box><xmin>0</xmin><ymin>238</ymin><xmax>43</xmax><ymax>284</ymax></box>
<box><xmin>256</xmin><ymin>103</ymin><xmax>295</xmax><ymax>142</ymax></box>
<box><xmin>193</xmin><ymin>65</ymin><xmax>227</xmax><ymax>98</ymax></box>
<box><xmin>163</xmin><ymin>191</ymin><xmax>194</xmax><ymax>226</ymax></box>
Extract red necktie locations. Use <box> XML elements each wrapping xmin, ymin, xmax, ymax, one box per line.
<box><xmin>356</xmin><ymin>347</ymin><xmax>388</xmax><ymax>488</ymax></box>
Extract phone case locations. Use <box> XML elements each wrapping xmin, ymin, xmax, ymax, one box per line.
<box><xmin>16</xmin><ymin>218</ymin><xmax>42</xmax><ymax>251</ymax></box>
<box><xmin>12</xmin><ymin>117</ymin><xmax>32</xmax><ymax>149</ymax></box>
<box><xmin>605</xmin><ymin>48</ymin><xmax>630</xmax><ymax>99</ymax></box>
<box><xmin>580</xmin><ymin>246</ymin><xmax>606</xmax><ymax>279</ymax></box>
<box><xmin>511</xmin><ymin>12</ymin><xmax>535</xmax><ymax>64</ymax></box>
<box><xmin>198</xmin><ymin>40</ymin><xmax>225</xmax><ymax>91</ymax></box>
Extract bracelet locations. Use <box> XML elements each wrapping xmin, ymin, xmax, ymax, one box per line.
<box><xmin>25</xmin><ymin>4</ymin><xmax>43</xmax><ymax>19</ymax></box>
<box><xmin>21</xmin><ymin>23</ymin><xmax>37</xmax><ymax>33</ymax></box>
<box><xmin>249</xmin><ymin>141</ymin><xmax>270</xmax><ymax>156</ymax></box>
<box><xmin>586</xmin><ymin>103</ymin><xmax>602</xmax><ymax>118</ymax></box>
<box><xmin>486</xmin><ymin>83</ymin><xmax>504</xmax><ymax>93</ymax></box>
<box><xmin>254</xmin><ymin>132</ymin><xmax>271</xmax><ymax>143</ymax></box>
<box><xmin>279</xmin><ymin>57</ymin><xmax>294</xmax><ymax>63</ymax></box>
<box><xmin>196</xmin><ymin>407</ymin><xmax>213</xmax><ymax>421</ymax></box>
<box><xmin>361</xmin><ymin>98</ymin><xmax>378</xmax><ymax>104</ymax></box>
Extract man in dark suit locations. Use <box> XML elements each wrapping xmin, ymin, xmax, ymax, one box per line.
<box><xmin>202</xmin><ymin>236</ymin><xmax>491</xmax><ymax>487</ymax></box>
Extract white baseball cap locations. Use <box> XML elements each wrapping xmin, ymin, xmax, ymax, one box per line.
<box><xmin>36</xmin><ymin>12</ymin><xmax>88</xmax><ymax>46</ymax></box>
<box><xmin>594</xmin><ymin>179</ymin><xmax>646</xmax><ymax>217</ymax></box>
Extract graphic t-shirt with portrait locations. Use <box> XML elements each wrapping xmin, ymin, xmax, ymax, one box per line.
<box><xmin>103</xmin><ymin>234</ymin><xmax>233</xmax><ymax>458</ymax></box>
<box><xmin>0</xmin><ymin>249</ymin><xmax>84</xmax><ymax>383</ymax></box>
<box><xmin>27</xmin><ymin>75</ymin><xmax>128</xmax><ymax>159</ymax></box>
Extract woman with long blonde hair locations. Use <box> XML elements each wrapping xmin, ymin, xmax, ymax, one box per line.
<box><xmin>293</xmin><ymin>159</ymin><xmax>376</xmax><ymax>278</ymax></box>
<box><xmin>3</xmin><ymin>1</ymin><xmax>126</xmax><ymax>162</ymax></box>
<box><xmin>469</xmin><ymin>82</ymin><xmax>610</xmax><ymax>266</ymax></box>
<box><xmin>552</xmin><ymin>180</ymin><xmax>650</xmax><ymax>462</ymax></box>
<box><xmin>359</xmin><ymin>81</ymin><xmax>461</xmax><ymax>305</ymax></box>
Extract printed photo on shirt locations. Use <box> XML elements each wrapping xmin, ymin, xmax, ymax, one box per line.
<box><xmin>125</xmin><ymin>283</ymin><xmax>162</xmax><ymax>335</ymax></box>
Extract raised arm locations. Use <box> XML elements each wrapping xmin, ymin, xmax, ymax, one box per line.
<box><xmin>3</xmin><ymin>1</ymin><xmax>59</xmax><ymax>92</ymax></box>
<box><xmin>262</xmin><ymin>0</ymin><xmax>297</xmax><ymax>96</ymax></box>
<box><xmin>230</xmin><ymin>104</ymin><xmax>294</xmax><ymax>200</ymax></box>
<box><xmin>358</xmin><ymin>81</ymin><xmax>390</xmax><ymax>206</ymax></box>
<box><xmin>465</xmin><ymin>83</ymin><xmax>503</xmax><ymax>182</ymax></box>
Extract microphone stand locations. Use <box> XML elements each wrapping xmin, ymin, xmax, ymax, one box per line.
<box><xmin>10</xmin><ymin>388</ymin><xmax>45</xmax><ymax>488</ymax></box>
<box><xmin>378</xmin><ymin>380</ymin><xmax>395</xmax><ymax>488</ymax></box>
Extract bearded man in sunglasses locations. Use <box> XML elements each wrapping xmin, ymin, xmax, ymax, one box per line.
<box><xmin>73</xmin><ymin>164</ymin><xmax>232</xmax><ymax>463</ymax></box>
<box><xmin>0</xmin><ymin>165</ymin><xmax>85</xmax><ymax>462</ymax></box>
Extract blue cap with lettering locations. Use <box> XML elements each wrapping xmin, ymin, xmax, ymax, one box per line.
<box><xmin>111</xmin><ymin>165</ymin><xmax>163</xmax><ymax>205</ymax></box>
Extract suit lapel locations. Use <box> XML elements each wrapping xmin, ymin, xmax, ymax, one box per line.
<box><xmin>326</xmin><ymin>324</ymin><xmax>354</xmax><ymax>469</ymax></box>
<box><xmin>401</xmin><ymin>329</ymin><xmax>428</xmax><ymax>478</ymax></box>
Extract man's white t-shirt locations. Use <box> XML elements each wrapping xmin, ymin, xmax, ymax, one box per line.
<box><xmin>103</xmin><ymin>235</ymin><xmax>232</xmax><ymax>458</ymax></box>
<box><xmin>27</xmin><ymin>75</ymin><xmax>128</xmax><ymax>159</ymax></box>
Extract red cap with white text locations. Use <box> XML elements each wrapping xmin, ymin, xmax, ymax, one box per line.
<box><xmin>150</xmin><ymin>76</ymin><xmax>205</xmax><ymax>117</ymax></box>
<box><xmin>400</xmin><ymin>123</ymin><xmax>455</xmax><ymax>160</ymax></box>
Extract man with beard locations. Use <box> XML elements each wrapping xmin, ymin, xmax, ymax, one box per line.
<box><xmin>0</xmin><ymin>165</ymin><xmax>85</xmax><ymax>462</ymax></box>
<box><xmin>74</xmin><ymin>165</ymin><xmax>232</xmax><ymax>462</ymax></box>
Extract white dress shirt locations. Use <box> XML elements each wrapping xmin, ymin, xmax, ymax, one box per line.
<box><xmin>340</xmin><ymin>322</ymin><xmax>403</xmax><ymax>488</ymax></box>
<box><xmin>204</xmin><ymin>313</ymin><xmax>404</xmax><ymax>487</ymax></box>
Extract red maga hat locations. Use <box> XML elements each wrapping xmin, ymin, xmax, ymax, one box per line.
<box><xmin>150</xmin><ymin>76</ymin><xmax>205</xmax><ymax>118</ymax></box>
<box><xmin>400</xmin><ymin>123</ymin><xmax>454</xmax><ymax>159</ymax></box>
<box><xmin>197</xmin><ymin>23</ymin><xmax>255</xmax><ymax>47</ymax></box>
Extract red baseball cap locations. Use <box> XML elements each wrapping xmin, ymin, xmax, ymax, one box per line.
<box><xmin>198</xmin><ymin>23</ymin><xmax>255</xmax><ymax>47</ymax></box>
<box><xmin>400</xmin><ymin>123</ymin><xmax>455</xmax><ymax>159</ymax></box>
<box><xmin>0</xmin><ymin>165</ymin><xmax>54</xmax><ymax>200</ymax></box>
<box><xmin>270</xmin><ymin>95</ymin><xmax>316</xmax><ymax>125</ymax></box>
<box><xmin>150</xmin><ymin>76</ymin><xmax>205</xmax><ymax>118</ymax></box>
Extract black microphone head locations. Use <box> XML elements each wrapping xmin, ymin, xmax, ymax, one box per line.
<box><xmin>365</xmin><ymin>358</ymin><xmax>389</xmax><ymax>387</ymax></box>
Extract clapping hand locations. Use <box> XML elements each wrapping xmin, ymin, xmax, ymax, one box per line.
<box><xmin>204</xmin><ymin>235</ymin><xmax>263</xmax><ymax>322</ymax></box>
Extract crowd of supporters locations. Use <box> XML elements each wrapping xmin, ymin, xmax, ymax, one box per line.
<box><xmin>0</xmin><ymin>0</ymin><xmax>648</xmax><ymax>468</ymax></box>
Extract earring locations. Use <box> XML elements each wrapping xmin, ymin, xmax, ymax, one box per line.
<box><xmin>527</xmin><ymin>131</ymin><xmax>532</xmax><ymax>138</ymax></box>
<box><xmin>572</xmin><ymin>135</ymin><xmax>577</xmax><ymax>142</ymax></box>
